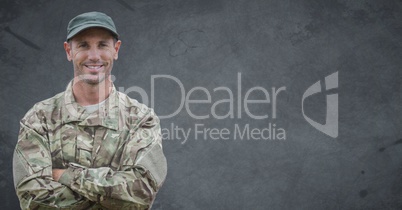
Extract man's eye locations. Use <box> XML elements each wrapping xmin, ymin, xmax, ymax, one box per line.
<box><xmin>78</xmin><ymin>44</ymin><xmax>88</xmax><ymax>48</ymax></box>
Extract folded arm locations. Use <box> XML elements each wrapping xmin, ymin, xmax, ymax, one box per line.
<box><xmin>14</xmin><ymin>110</ymin><xmax>167</xmax><ymax>209</ymax></box>
<box><xmin>13</xmin><ymin>123</ymin><xmax>91</xmax><ymax>209</ymax></box>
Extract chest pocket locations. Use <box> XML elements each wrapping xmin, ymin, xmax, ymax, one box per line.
<box><xmin>49</xmin><ymin>124</ymin><xmax>77</xmax><ymax>168</ymax></box>
<box><xmin>91</xmin><ymin>128</ymin><xmax>125</xmax><ymax>168</ymax></box>
<box><xmin>76</xmin><ymin>126</ymin><xmax>95</xmax><ymax>167</ymax></box>
<box><xmin>112</xmin><ymin>128</ymin><xmax>155</xmax><ymax>171</ymax></box>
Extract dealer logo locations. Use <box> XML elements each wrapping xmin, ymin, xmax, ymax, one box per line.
<box><xmin>302</xmin><ymin>72</ymin><xmax>338</xmax><ymax>138</ymax></box>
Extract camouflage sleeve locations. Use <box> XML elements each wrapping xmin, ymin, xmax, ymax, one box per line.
<box><xmin>58</xmin><ymin>109</ymin><xmax>167</xmax><ymax>209</ymax></box>
<box><xmin>13</xmin><ymin>116</ymin><xmax>91</xmax><ymax>209</ymax></box>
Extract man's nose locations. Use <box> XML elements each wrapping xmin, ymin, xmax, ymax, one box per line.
<box><xmin>87</xmin><ymin>48</ymin><xmax>101</xmax><ymax>61</ymax></box>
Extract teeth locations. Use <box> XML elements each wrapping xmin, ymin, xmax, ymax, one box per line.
<box><xmin>86</xmin><ymin>65</ymin><xmax>102</xmax><ymax>69</ymax></box>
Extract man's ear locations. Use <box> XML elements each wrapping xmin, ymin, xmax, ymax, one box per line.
<box><xmin>113</xmin><ymin>40</ymin><xmax>122</xmax><ymax>60</ymax></box>
<box><xmin>64</xmin><ymin>41</ymin><xmax>72</xmax><ymax>61</ymax></box>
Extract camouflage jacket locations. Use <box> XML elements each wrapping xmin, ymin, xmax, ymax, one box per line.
<box><xmin>13</xmin><ymin>81</ymin><xmax>167</xmax><ymax>210</ymax></box>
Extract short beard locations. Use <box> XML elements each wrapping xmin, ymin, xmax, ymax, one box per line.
<box><xmin>75</xmin><ymin>73</ymin><xmax>107</xmax><ymax>85</ymax></box>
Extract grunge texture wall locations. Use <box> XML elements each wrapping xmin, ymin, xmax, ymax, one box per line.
<box><xmin>0</xmin><ymin>0</ymin><xmax>401</xmax><ymax>209</ymax></box>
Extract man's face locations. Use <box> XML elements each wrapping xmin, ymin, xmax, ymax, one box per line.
<box><xmin>64</xmin><ymin>27</ymin><xmax>121</xmax><ymax>85</ymax></box>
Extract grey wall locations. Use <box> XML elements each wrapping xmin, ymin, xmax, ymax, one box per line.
<box><xmin>1</xmin><ymin>0</ymin><xmax>401</xmax><ymax>209</ymax></box>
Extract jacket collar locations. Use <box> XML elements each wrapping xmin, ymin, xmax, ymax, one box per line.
<box><xmin>61</xmin><ymin>80</ymin><xmax>119</xmax><ymax>130</ymax></box>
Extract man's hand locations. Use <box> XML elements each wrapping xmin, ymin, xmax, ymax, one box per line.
<box><xmin>52</xmin><ymin>169</ymin><xmax>66</xmax><ymax>181</ymax></box>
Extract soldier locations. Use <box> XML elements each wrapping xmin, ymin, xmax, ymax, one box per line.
<box><xmin>13</xmin><ymin>11</ymin><xmax>167</xmax><ymax>209</ymax></box>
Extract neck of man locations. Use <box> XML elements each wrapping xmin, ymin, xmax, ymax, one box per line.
<box><xmin>72</xmin><ymin>78</ymin><xmax>112</xmax><ymax>106</ymax></box>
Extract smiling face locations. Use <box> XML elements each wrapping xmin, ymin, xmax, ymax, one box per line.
<box><xmin>64</xmin><ymin>27</ymin><xmax>121</xmax><ymax>85</ymax></box>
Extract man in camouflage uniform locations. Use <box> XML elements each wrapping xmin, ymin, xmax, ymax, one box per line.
<box><xmin>13</xmin><ymin>11</ymin><xmax>167</xmax><ymax>209</ymax></box>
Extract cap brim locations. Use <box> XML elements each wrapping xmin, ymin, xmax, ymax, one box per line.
<box><xmin>67</xmin><ymin>23</ymin><xmax>119</xmax><ymax>40</ymax></box>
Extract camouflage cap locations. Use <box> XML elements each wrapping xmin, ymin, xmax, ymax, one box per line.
<box><xmin>67</xmin><ymin>11</ymin><xmax>119</xmax><ymax>40</ymax></box>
